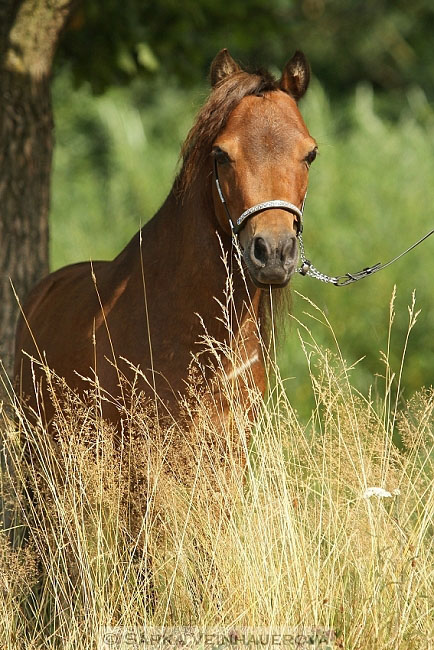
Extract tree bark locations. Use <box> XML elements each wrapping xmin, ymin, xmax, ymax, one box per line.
<box><xmin>0</xmin><ymin>0</ymin><xmax>77</xmax><ymax>389</ymax></box>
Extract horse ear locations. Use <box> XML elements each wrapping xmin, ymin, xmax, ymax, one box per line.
<box><xmin>210</xmin><ymin>49</ymin><xmax>241</xmax><ymax>87</ymax></box>
<box><xmin>280</xmin><ymin>51</ymin><xmax>310</xmax><ymax>101</ymax></box>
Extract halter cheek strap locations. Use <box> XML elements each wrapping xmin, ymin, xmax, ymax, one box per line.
<box><xmin>214</xmin><ymin>158</ymin><xmax>305</xmax><ymax>235</ymax></box>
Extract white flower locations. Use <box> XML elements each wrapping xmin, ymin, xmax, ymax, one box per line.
<box><xmin>363</xmin><ymin>486</ymin><xmax>400</xmax><ymax>499</ymax></box>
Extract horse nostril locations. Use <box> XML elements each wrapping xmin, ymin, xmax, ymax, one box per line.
<box><xmin>281</xmin><ymin>236</ymin><xmax>297</xmax><ymax>265</ymax></box>
<box><xmin>251</xmin><ymin>237</ymin><xmax>270</xmax><ymax>268</ymax></box>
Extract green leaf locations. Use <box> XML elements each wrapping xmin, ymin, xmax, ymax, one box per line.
<box><xmin>136</xmin><ymin>43</ymin><xmax>159</xmax><ymax>72</ymax></box>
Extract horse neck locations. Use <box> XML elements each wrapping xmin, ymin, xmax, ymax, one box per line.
<box><xmin>125</xmin><ymin>172</ymin><xmax>263</xmax><ymax>338</ymax></box>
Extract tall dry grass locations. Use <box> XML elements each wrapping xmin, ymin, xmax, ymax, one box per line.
<box><xmin>0</xmin><ymin>290</ymin><xmax>432</xmax><ymax>649</ymax></box>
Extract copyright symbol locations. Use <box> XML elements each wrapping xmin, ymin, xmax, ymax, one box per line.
<box><xmin>103</xmin><ymin>632</ymin><xmax>121</xmax><ymax>647</ymax></box>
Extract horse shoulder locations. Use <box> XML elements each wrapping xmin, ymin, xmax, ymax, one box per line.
<box><xmin>14</xmin><ymin>261</ymin><xmax>109</xmax><ymax>380</ymax></box>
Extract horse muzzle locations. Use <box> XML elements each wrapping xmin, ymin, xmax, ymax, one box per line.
<box><xmin>244</xmin><ymin>231</ymin><xmax>298</xmax><ymax>288</ymax></box>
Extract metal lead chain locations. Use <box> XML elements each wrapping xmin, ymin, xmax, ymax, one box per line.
<box><xmin>297</xmin><ymin>233</ymin><xmax>339</xmax><ymax>285</ymax></box>
<box><xmin>297</xmin><ymin>228</ymin><xmax>434</xmax><ymax>287</ymax></box>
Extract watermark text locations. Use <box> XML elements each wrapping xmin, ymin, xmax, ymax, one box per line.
<box><xmin>99</xmin><ymin>626</ymin><xmax>335</xmax><ymax>650</ymax></box>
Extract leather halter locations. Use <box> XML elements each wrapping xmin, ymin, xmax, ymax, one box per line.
<box><xmin>214</xmin><ymin>158</ymin><xmax>305</xmax><ymax>236</ymax></box>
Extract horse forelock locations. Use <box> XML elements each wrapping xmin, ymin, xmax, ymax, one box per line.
<box><xmin>176</xmin><ymin>69</ymin><xmax>278</xmax><ymax>195</ymax></box>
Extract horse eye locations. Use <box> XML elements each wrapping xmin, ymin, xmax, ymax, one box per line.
<box><xmin>305</xmin><ymin>148</ymin><xmax>318</xmax><ymax>166</ymax></box>
<box><xmin>213</xmin><ymin>147</ymin><xmax>231</xmax><ymax>165</ymax></box>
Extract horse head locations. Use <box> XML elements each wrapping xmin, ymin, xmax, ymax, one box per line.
<box><xmin>210</xmin><ymin>49</ymin><xmax>317</xmax><ymax>288</ymax></box>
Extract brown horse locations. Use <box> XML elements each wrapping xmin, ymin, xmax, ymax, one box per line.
<box><xmin>14</xmin><ymin>49</ymin><xmax>317</xmax><ymax>428</ymax></box>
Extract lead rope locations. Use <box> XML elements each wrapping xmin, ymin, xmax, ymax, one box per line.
<box><xmin>297</xmin><ymin>226</ymin><xmax>434</xmax><ymax>286</ymax></box>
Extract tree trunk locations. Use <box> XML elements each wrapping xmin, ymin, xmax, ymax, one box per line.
<box><xmin>0</xmin><ymin>0</ymin><xmax>77</xmax><ymax>390</ymax></box>
<box><xmin>0</xmin><ymin>0</ymin><xmax>79</xmax><ymax>541</ymax></box>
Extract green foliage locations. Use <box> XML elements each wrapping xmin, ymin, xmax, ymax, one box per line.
<box><xmin>280</xmin><ymin>79</ymin><xmax>434</xmax><ymax>413</ymax></box>
<box><xmin>51</xmin><ymin>72</ymin><xmax>199</xmax><ymax>264</ymax></box>
<box><xmin>60</xmin><ymin>0</ymin><xmax>434</xmax><ymax>103</ymax></box>
<box><xmin>51</xmin><ymin>70</ymin><xmax>434</xmax><ymax>415</ymax></box>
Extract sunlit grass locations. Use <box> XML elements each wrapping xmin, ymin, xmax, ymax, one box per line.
<box><xmin>1</xmin><ymin>292</ymin><xmax>432</xmax><ymax>649</ymax></box>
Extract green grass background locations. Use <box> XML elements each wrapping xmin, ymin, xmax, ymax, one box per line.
<box><xmin>50</xmin><ymin>70</ymin><xmax>434</xmax><ymax>418</ymax></box>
